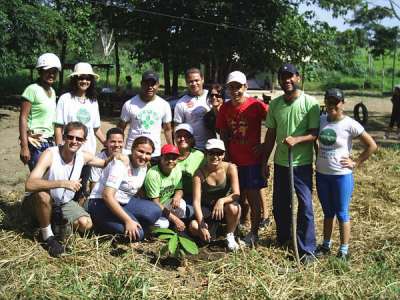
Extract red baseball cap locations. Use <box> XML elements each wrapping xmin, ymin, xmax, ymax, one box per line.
<box><xmin>161</xmin><ymin>144</ymin><xmax>180</xmax><ymax>156</ymax></box>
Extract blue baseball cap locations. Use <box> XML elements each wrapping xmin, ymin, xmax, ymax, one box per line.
<box><xmin>278</xmin><ymin>63</ymin><xmax>299</xmax><ymax>76</ymax></box>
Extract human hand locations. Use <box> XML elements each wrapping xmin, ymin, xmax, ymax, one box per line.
<box><xmin>212</xmin><ymin>198</ymin><xmax>225</xmax><ymax>220</ymax></box>
<box><xmin>283</xmin><ymin>136</ymin><xmax>299</xmax><ymax>148</ymax></box>
<box><xmin>340</xmin><ymin>157</ymin><xmax>356</xmax><ymax>170</ymax></box>
<box><xmin>200</xmin><ymin>227</ymin><xmax>211</xmax><ymax>242</ymax></box>
<box><xmin>64</xmin><ymin>179</ymin><xmax>82</xmax><ymax>192</ymax></box>
<box><xmin>20</xmin><ymin>146</ymin><xmax>30</xmax><ymax>164</ymax></box>
<box><xmin>173</xmin><ymin>217</ymin><xmax>186</xmax><ymax>232</ymax></box>
<box><xmin>124</xmin><ymin>219</ymin><xmax>142</xmax><ymax>241</ymax></box>
<box><xmin>171</xmin><ymin>197</ymin><xmax>181</xmax><ymax>209</ymax></box>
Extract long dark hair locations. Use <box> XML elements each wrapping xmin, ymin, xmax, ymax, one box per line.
<box><xmin>69</xmin><ymin>75</ymin><xmax>97</xmax><ymax>101</ymax></box>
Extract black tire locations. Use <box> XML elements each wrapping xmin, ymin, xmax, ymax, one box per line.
<box><xmin>353</xmin><ymin>102</ymin><xmax>368</xmax><ymax>126</ymax></box>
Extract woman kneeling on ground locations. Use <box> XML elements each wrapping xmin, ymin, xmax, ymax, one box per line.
<box><xmin>315</xmin><ymin>88</ymin><xmax>377</xmax><ymax>260</ymax></box>
<box><xmin>88</xmin><ymin>136</ymin><xmax>161</xmax><ymax>241</ymax></box>
<box><xmin>189</xmin><ymin>139</ymin><xmax>241</xmax><ymax>251</ymax></box>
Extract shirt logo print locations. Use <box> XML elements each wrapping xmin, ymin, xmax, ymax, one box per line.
<box><xmin>138</xmin><ymin>109</ymin><xmax>159</xmax><ymax>130</ymax></box>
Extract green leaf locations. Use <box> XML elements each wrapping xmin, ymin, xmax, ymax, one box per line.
<box><xmin>158</xmin><ymin>234</ymin><xmax>173</xmax><ymax>240</ymax></box>
<box><xmin>168</xmin><ymin>234</ymin><xmax>178</xmax><ymax>255</ymax></box>
<box><xmin>178</xmin><ymin>236</ymin><xmax>199</xmax><ymax>255</ymax></box>
<box><xmin>179</xmin><ymin>249</ymin><xmax>186</xmax><ymax>258</ymax></box>
<box><xmin>152</xmin><ymin>228</ymin><xmax>175</xmax><ymax>235</ymax></box>
<box><xmin>160</xmin><ymin>244</ymin><xmax>169</xmax><ymax>256</ymax></box>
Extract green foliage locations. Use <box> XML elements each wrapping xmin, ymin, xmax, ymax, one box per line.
<box><xmin>153</xmin><ymin>227</ymin><xmax>199</xmax><ymax>258</ymax></box>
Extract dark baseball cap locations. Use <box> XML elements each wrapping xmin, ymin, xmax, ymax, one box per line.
<box><xmin>142</xmin><ymin>70</ymin><xmax>159</xmax><ymax>82</ymax></box>
<box><xmin>325</xmin><ymin>88</ymin><xmax>344</xmax><ymax>102</ymax></box>
<box><xmin>278</xmin><ymin>63</ymin><xmax>299</xmax><ymax>76</ymax></box>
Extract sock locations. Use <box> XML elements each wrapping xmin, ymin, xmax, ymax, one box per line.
<box><xmin>339</xmin><ymin>244</ymin><xmax>349</xmax><ymax>254</ymax></box>
<box><xmin>323</xmin><ymin>239</ymin><xmax>332</xmax><ymax>249</ymax></box>
<box><xmin>41</xmin><ymin>225</ymin><xmax>54</xmax><ymax>241</ymax></box>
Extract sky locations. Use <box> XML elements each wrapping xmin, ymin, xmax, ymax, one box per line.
<box><xmin>299</xmin><ymin>0</ymin><xmax>399</xmax><ymax>31</ymax></box>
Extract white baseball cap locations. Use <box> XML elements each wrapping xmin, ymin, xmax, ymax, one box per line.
<box><xmin>36</xmin><ymin>53</ymin><xmax>62</xmax><ymax>71</ymax></box>
<box><xmin>205</xmin><ymin>138</ymin><xmax>225</xmax><ymax>151</ymax></box>
<box><xmin>226</xmin><ymin>71</ymin><xmax>247</xmax><ymax>85</ymax></box>
<box><xmin>69</xmin><ymin>62</ymin><xmax>100</xmax><ymax>79</ymax></box>
<box><xmin>174</xmin><ymin>123</ymin><xmax>194</xmax><ymax>135</ymax></box>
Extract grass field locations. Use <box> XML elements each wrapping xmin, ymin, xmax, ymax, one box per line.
<box><xmin>0</xmin><ymin>143</ymin><xmax>399</xmax><ymax>299</ymax></box>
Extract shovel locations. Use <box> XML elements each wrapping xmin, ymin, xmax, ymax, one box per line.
<box><xmin>288</xmin><ymin>146</ymin><xmax>301</xmax><ymax>269</ymax></box>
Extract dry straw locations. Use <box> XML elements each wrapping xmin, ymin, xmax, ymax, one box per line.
<box><xmin>0</xmin><ymin>147</ymin><xmax>399</xmax><ymax>299</ymax></box>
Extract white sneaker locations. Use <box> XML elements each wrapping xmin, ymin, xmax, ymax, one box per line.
<box><xmin>242</xmin><ymin>232</ymin><xmax>259</xmax><ymax>247</ymax></box>
<box><xmin>226</xmin><ymin>232</ymin><xmax>239</xmax><ymax>251</ymax></box>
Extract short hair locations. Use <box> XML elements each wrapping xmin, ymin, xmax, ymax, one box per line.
<box><xmin>185</xmin><ymin>67</ymin><xmax>203</xmax><ymax>80</ymax></box>
<box><xmin>131</xmin><ymin>136</ymin><xmax>155</xmax><ymax>153</ymax></box>
<box><xmin>63</xmin><ymin>122</ymin><xmax>88</xmax><ymax>139</ymax></box>
<box><xmin>106</xmin><ymin>127</ymin><xmax>124</xmax><ymax>140</ymax></box>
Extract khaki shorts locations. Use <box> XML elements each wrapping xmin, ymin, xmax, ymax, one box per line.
<box><xmin>22</xmin><ymin>193</ymin><xmax>90</xmax><ymax>225</ymax></box>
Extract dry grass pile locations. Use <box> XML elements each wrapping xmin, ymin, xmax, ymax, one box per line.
<box><xmin>0</xmin><ymin>146</ymin><xmax>399</xmax><ymax>299</ymax></box>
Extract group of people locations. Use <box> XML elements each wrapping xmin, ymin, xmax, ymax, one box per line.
<box><xmin>19</xmin><ymin>53</ymin><xmax>378</xmax><ymax>264</ymax></box>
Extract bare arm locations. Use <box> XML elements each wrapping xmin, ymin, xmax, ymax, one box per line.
<box><xmin>192</xmin><ymin>172</ymin><xmax>210</xmax><ymax>241</ymax></box>
<box><xmin>117</xmin><ymin>120</ymin><xmax>128</xmax><ymax>132</ymax></box>
<box><xmin>284</xmin><ymin>128</ymin><xmax>318</xmax><ymax>148</ymax></box>
<box><xmin>341</xmin><ymin>131</ymin><xmax>377</xmax><ymax>169</ymax></box>
<box><xmin>54</xmin><ymin>125</ymin><xmax>64</xmax><ymax>145</ymax></box>
<box><xmin>83</xmin><ymin>151</ymin><xmax>114</xmax><ymax>168</ymax></box>
<box><xmin>261</xmin><ymin>128</ymin><xmax>276</xmax><ymax>180</ymax></box>
<box><xmin>103</xmin><ymin>186</ymin><xmax>141</xmax><ymax>240</ymax></box>
<box><xmin>94</xmin><ymin>127</ymin><xmax>106</xmax><ymax>146</ymax></box>
<box><xmin>19</xmin><ymin>100</ymin><xmax>32</xmax><ymax>164</ymax></box>
<box><xmin>25</xmin><ymin>149</ymin><xmax>81</xmax><ymax>192</ymax></box>
<box><xmin>162</xmin><ymin>122</ymin><xmax>173</xmax><ymax>145</ymax></box>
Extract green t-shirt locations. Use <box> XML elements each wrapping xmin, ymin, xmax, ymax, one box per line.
<box><xmin>177</xmin><ymin>149</ymin><xmax>205</xmax><ymax>195</ymax></box>
<box><xmin>21</xmin><ymin>83</ymin><xmax>56</xmax><ymax>138</ymax></box>
<box><xmin>265</xmin><ymin>92</ymin><xmax>320</xmax><ymax>167</ymax></box>
<box><xmin>144</xmin><ymin>165</ymin><xmax>183</xmax><ymax>205</ymax></box>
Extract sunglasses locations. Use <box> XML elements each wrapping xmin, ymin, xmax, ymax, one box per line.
<box><xmin>210</xmin><ymin>93</ymin><xmax>222</xmax><ymax>98</ymax></box>
<box><xmin>77</xmin><ymin>75</ymin><xmax>92</xmax><ymax>81</ymax></box>
<box><xmin>65</xmin><ymin>134</ymin><xmax>85</xmax><ymax>143</ymax></box>
<box><xmin>163</xmin><ymin>154</ymin><xmax>179</xmax><ymax>161</ymax></box>
<box><xmin>207</xmin><ymin>150</ymin><xmax>224</xmax><ymax>156</ymax></box>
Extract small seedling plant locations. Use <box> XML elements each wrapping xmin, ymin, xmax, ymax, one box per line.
<box><xmin>153</xmin><ymin>228</ymin><xmax>199</xmax><ymax>259</ymax></box>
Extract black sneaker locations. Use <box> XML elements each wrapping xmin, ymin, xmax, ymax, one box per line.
<box><xmin>259</xmin><ymin>218</ymin><xmax>271</xmax><ymax>229</ymax></box>
<box><xmin>336</xmin><ymin>250</ymin><xmax>350</xmax><ymax>261</ymax></box>
<box><xmin>44</xmin><ymin>236</ymin><xmax>65</xmax><ymax>257</ymax></box>
<box><xmin>314</xmin><ymin>244</ymin><xmax>331</xmax><ymax>257</ymax></box>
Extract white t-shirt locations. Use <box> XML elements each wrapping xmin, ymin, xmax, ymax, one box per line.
<box><xmin>174</xmin><ymin>90</ymin><xmax>211</xmax><ymax>149</ymax></box>
<box><xmin>47</xmin><ymin>146</ymin><xmax>85</xmax><ymax>205</ymax></box>
<box><xmin>120</xmin><ymin>95</ymin><xmax>172</xmax><ymax>156</ymax></box>
<box><xmin>56</xmin><ymin>92</ymin><xmax>101</xmax><ymax>154</ymax></box>
<box><xmin>89</xmin><ymin>159</ymin><xmax>147</xmax><ymax>205</ymax></box>
<box><xmin>90</xmin><ymin>149</ymin><xmax>131</xmax><ymax>183</ymax></box>
<box><xmin>317</xmin><ymin>115</ymin><xmax>364</xmax><ymax>175</ymax></box>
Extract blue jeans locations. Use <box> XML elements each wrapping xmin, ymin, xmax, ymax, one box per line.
<box><xmin>88</xmin><ymin>197</ymin><xmax>162</xmax><ymax>241</ymax></box>
<box><xmin>316</xmin><ymin>172</ymin><xmax>354</xmax><ymax>222</ymax></box>
<box><xmin>28</xmin><ymin>138</ymin><xmax>55</xmax><ymax>171</ymax></box>
<box><xmin>273</xmin><ymin>164</ymin><xmax>316</xmax><ymax>255</ymax></box>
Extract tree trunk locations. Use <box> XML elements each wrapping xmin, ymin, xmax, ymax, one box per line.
<box><xmin>115</xmin><ymin>37</ymin><xmax>120</xmax><ymax>87</ymax></box>
<box><xmin>392</xmin><ymin>30</ymin><xmax>398</xmax><ymax>91</ymax></box>
<box><xmin>163</xmin><ymin>53</ymin><xmax>171</xmax><ymax>96</ymax></box>
<box><xmin>381</xmin><ymin>54</ymin><xmax>385</xmax><ymax>94</ymax></box>
<box><xmin>58</xmin><ymin>33</ymin><xmax>68</xmax><ymax>93</ymax></box>
<box><xmin>172</xmin><ymin>62</ymin><xmax>179</xmax><ymax>96</ymax></box>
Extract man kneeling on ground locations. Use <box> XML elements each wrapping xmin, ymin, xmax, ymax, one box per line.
<box><xmin>25</xmin><ymin>121</ymin><xmax>112</xmax><ymax>257</ymax></box>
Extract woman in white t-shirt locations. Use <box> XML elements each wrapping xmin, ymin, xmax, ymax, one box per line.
<box><xmin>314</xmin><ymin>88</ymin><xmax>377</xmax><ymax>260</ymax></box>
<box><xmin>55</xmin><ymin>63</ymin><xmax>106</xmax><ymax>200</ymax></box>
<box><xmin>88</xmin><ymin>136</ymin><xmax>161</xmax><ymax>241</ymax></box>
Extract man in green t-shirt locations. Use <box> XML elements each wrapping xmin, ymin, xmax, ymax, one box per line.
<box><xmin>144</xmin><ymin>144</ymin><xmax>191</xmax><ymax>231</ymax></box>
<box><xmin>262</xmin><ymin>63</ymin><xmax>320</xmax><ymax>264</ymax></box>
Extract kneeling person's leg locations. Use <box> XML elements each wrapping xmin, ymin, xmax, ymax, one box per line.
<box><xmin>62</xmin><ymin>200</ymin><xmax>92</xmax><ymax>233</ymax></box>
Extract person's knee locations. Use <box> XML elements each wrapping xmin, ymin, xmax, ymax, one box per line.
<box><xmin>147</xmin><ymin>203</ymin><xmax>162</xmax><ymax>223</ymax></box>
<box><xmin>188</xmin><ymin>220</ymin><xmax>199</xmax><ymax>235</ymax></box>
<box><xmin>75</xmin><ymin>216</ymin><xmax>93</xmax><ymax>231</ymax></box>
<box><xmin>336</xmin><ymin>212</ymin><xmax>349</xmax><ymax>223</ymax></box>
<box><xmin>35</xmin><ymin>192</ymin><xmax>52</xmax><ymax>208</ymax></box>
<box><xmin>224</xmin><ymin>203</ymin><xmax>240</xmax><ymax>217</ymax></box>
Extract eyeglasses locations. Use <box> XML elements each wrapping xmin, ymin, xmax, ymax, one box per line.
<box><xmin>77</xmin><ymin>75</ymin><xmax>92</xmax><ymax>81</ymax></box>
<box><xmin>207</xmin><ymin>150</ymin><xmax>224</xmax><ymax>156</ymax></box>
<box><xmin>65</xmin><ymin>134</ymin><xmax>85</xmax><ymax>143</ymax></box>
